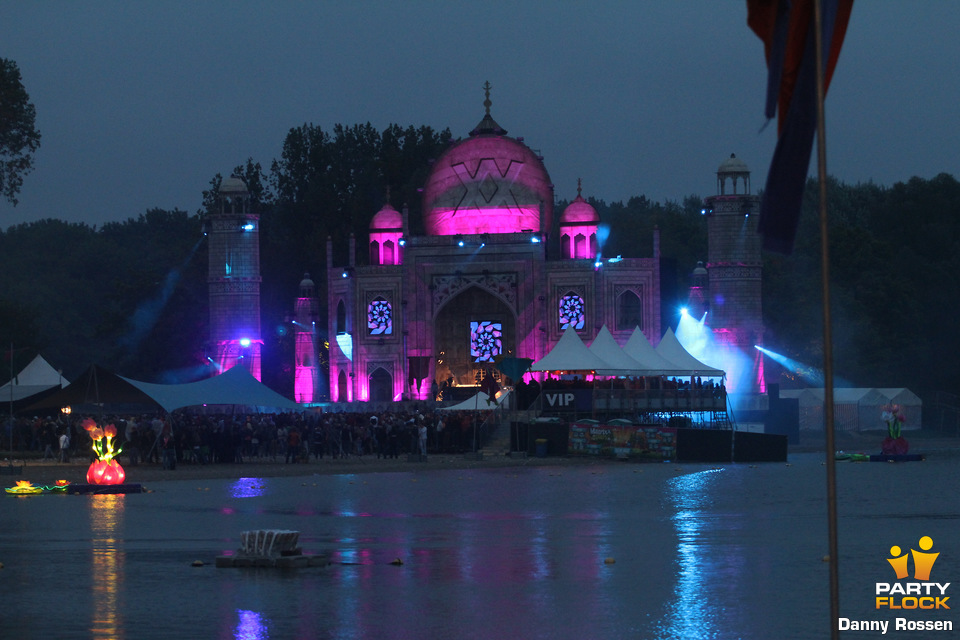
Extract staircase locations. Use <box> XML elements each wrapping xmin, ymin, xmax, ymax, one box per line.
<box><xmin>479</xmin><ymin>407</ymin><xmax>539</xmax><ymax>457</ymax></box>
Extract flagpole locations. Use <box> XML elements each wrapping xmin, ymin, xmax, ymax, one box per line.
<box><xmin>812</xmin><ymin>0</ymin><xmax>841</xmax><ymax>636</ymax></box>
<box><xmin>9</xmin><ymin>342</ymin><xmax>14</xmax><ymax>452</ymax></box>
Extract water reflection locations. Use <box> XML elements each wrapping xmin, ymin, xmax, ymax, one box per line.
<box><xmin>659</xmin><ymin>468</ymin><xmax>727</xmax><ymax>639</ymax></box>
<box><xmin>230</xmin><ymin>477</ymin><xmax>267</xmax><ymax>498</ymax></box>
<box><xmin>90</xmin><ymin>494</ymin><xmax>125</xmax><ymax>640</ymax></box>
<box><xmin>235</xmin><ymin>609</ymin><xmax>269</xmax><ymax>640</ymax></box>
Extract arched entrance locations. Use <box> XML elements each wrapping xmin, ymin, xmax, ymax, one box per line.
<box><xmin>369</xmin><ymin>367</ymin><xmax>393</xmax><ymax>402</ymax></box>
<box><xmin>434</xmin><ymin>285</ymin><xmax>515</xmax><ymax>388</ymax></box>
<box><xmin>337</xmin><ymin>369</ymin><xmax>348</xmax><ymax>402</ymax></box>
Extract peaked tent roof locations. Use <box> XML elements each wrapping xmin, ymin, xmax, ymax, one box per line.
<box><xmin>438</xmin><ymin>390</ymin><xmax>510</xmax><ymax>411</ymax></box>
<box><xmin>120</xmin><ymin>365</ymin><xmax>304</xmax><ymax>413</ymax></box>
<box><xmin>589</xmin><ymin>325</ymin><xmax>646</xmax><ymax>375</ymax></box>
<box><xmin>654</xmin><ymin>328</ymin><xmax>725</xmax><ymax>377</ymax></box>
<box><xmin>22</xmin><ymin>364</ymin><xmax>159</xmax><ymax>412</ymax></box>
<box><xmin>622</xmin><ymin>327</ymin><xmax>692</xmax><ymax>376</ymax></box>
<box><xmin>780</xmin><ymin>387</ymin><xmax>920</xmax><ymax>405</ymax></box>
<box><xmin>875</xmin><ymin>388</ymin><xmax>922</xmax><ymax>405</ymax></box>
<box><xmin>23</xmin><ymin>364</ymin><xmax>304</xmax><ymax>413</ymax></box>
<box><xmin>530</xmin><ymin>327</ymin><xmax>611</xmax><ymax>372</ymax></box>
<box><xmin>0</xmin><ymin>355</ymin><xmax>69</xmax><ymax>402</ymax></box>
<box><xmin>624</xmin><ymin>327</ymin><xmax>693</xmax><ymax>376</ymax></box>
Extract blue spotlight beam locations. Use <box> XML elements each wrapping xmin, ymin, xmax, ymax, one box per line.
<box><xmin>754</xmin><ymin>346</ymin><xmax>825</xmax><ymax>386</ymax></box>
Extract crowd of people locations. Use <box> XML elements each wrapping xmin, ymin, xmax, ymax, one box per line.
<box><xmin>3</xmin><ymin>407</ymin><xmax>497</xmax><ymax>468</ymax></box>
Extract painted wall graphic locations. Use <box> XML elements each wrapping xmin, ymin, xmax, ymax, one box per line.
<box><xmin>568</xmin><ymin>422</ymin><xmax>677</xmax><ymax>459</ymax></box>
<box><xmin>367</xmin><ymin>297</ymin><xmax>393</xmax><ymax>335</ymax></box>
<box><xmin>558</xmin><ymin>294</ymin><xmax>585</xmax><ymax>330</ymax></box>
<box><xmin>470</xmin><ymin>321</ymin><xmax>502</xmax><ymax>362</ymax></box>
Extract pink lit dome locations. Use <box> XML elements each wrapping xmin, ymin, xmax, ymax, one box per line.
<box><xmin>370</xmin><ymin>202</ymin><xmax>402</xmax><ymax>231</ymax></box>
<box><xmin>559</xmin><ymin>191</ymin><xmax>599</xmax><ymax>225</ymax></box>
<box><xmin>421</xmin><ymin>84</ymin><xmax>554</xmax><ymax>236</ymax></box>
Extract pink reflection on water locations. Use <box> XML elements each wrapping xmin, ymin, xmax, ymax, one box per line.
<box><xmin>234</xmin><ymin>609</ymin><xmax>267</xmax><ymax>640</ymax></box>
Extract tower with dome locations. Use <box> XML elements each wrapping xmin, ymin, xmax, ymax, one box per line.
<box><xmin>206</xmin><ymin>176</ymin><xmax>263</xmax><ymax>381</ymax></box>
<box><xmin>325</xmin><ymin>84</ymin><xmax>661</xmax><ymax>403</ymax></box>
<box><xmin>696</xmin><ymin>153</ymin><xmax>765</xmax><ymax>396</ymax></box>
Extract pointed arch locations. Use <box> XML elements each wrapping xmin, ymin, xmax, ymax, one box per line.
<box><xmin>336</xmin><ymin>299</ymin><xmax>347</xmax><ymax>334</ymax></box>
<box><xmin>616</xmin><ymin>289</ymin><xmax>643</xmax><ymax>331</ymax></box>
<box><xmin>368</xmin><ymin>366</ymin><xmax>393</xmax><ymax>403</ymax></box>
<box><xmin>574</xmin><ymin>233</ymin><xmax>587</xmax><ymax>259</ymax></box>
<box><xmin>337</xmin><ymin>369</ymin><xmax>348</xmax><ymax>402</ymax></box>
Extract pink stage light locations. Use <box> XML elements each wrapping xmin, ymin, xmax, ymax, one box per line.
<box><xmin>428</xmin><ymin>207</ymin><xmax>542</xmax><ymax>236</ymax></box>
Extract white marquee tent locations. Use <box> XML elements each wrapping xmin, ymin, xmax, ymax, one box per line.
<box><xmin>530</xmin><ymin>327</ymin><xmax>611</xmax><ymax>373</ymax></box>
<box><xmin>779</xmin><ymin>387</ymin><xmax>921</xmax><ymax>432</ymax></box>
<box><xmin>623</xmin><ymin>327</ymin><xmax>695</xmax><ymax>377</ymax></box>
<box><xmin>0</xmin><ymin>355</ymin><xmax>68</xmax><ymax>403</ymax></box>
<box><xmin>532</xmin><ymin>325</ymin><xmax>726</xmax><ymax>379</ymax></box>
<box><xmin>588</xmin><ymin>326</ymin><xmax>646</xmax><ymax>376</ymax></box>
<box><xmin>437</xmin><ymin>390</ymin><xmax>510</xmax><ymax>411</ymax></box>
<box><xmin>120</xmin><ymin>365</ymin><xmax>304</xmax><ymax>413</ymax></box>
<box><xmin>654</xmin><ymin>328</ymin><xmax>725</xmax><ymax>378</ymax></box>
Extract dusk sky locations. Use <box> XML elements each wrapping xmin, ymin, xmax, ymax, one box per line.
<box><xmin>1</xmin><ymin>2</ymin><xmax>957</xmax><ymax>228</ymax></box>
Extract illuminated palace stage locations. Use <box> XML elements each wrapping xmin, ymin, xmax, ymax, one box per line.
<box><xmin>327</xmin><ymin>89</ymin><xmax>662</xmax><ymax>406</ymax></box>
<box><xmin>323</xmin><ymin>89</ymin><xmax>769</xmax><ymax>428</ymax></box>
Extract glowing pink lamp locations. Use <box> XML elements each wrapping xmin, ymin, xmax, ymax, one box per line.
<box><xmin>82</xmin><ymin>418</ymin><xmax>126</xmax><ymax>485</ymax></box>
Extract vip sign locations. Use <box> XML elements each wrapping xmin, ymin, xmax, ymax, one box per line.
<box><xmin>839</xmin><ymin>536</ymin><xmax>953</xmax><ymax>634</ymax></box>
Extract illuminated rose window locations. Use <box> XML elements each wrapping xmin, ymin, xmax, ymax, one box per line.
<box><xmin>470</xmin><ymin>321</ymin><xmax>502</xmax><ymax>362</ymax></box>
<box><xmin>559</xmin><ymin>294</ymin><xmax>585</xmax><ymax>330</ymax></box>
<box><xmin>367</xmin><ymin>298</ymin><xmax>392</xmax><ymax>335</ymax></box>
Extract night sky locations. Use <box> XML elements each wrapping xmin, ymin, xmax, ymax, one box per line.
<box><xmin>1</xmin><ymin>2</ymin><xmax>956</xmax><ymax>227</ymax></box>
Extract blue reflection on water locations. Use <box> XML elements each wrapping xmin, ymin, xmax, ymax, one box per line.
<box><xmin>660</xmin><ymin>468</ymin><xmax>728</xmax><ymax>639</ymax></box>
<box><xmin>230</xmin><ymin>477</ymin><xmax>267</xmax><ymax>498</ymax></box>
<box><xmin>235</xmin><ymin>609</ymin><xmax>268</xmax><ymax>640</ymax></box>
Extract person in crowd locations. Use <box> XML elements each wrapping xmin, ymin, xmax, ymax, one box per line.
<box><xmin>286</xmin><ymin>426</ymin><xmax>301</xmax><ymax>463</ymax></box>
<box><xmin>58</xmin><ymin>427</ymin><xmax>70</xmax><ymax>463</ymax></box>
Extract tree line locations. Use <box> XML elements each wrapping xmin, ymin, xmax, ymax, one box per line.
<box><xmin>0</xmin><ymin>120</ymin><xmax>956</xmax><ymax>408</ymax></box>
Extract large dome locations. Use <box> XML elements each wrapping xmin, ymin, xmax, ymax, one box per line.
<box><xmin>421</xmin><ymin>88</ymin><xmax>553</xmax><ymax>236</ymax></box>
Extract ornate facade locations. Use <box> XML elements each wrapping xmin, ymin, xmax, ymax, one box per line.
<box><xmin>326</xmin><ymin>88</ymin><xmax>661</xmax><ymax>402</ymax></box>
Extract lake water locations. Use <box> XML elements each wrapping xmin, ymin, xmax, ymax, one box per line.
<box><xmin>1</xmin><ymin>452</ymin><xmax>958</xmax><ymax>639</ymax></box>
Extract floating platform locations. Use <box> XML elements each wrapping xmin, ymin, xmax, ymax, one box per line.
<box><xmin>869</xmin><ymin>454</ymin><xmax>925</xmax><ymax>463</ymax></box>
<box><xmin>836</xmin><ymin>452</ymin><xmax>925</xmax><ymax>463</ymax></box>
<box><xmin>66</xmin><ymin>483</ymin><xmax>143</xmax><ymax>495</ymax></box>
<box><xmin>215</xmin><ymin>554</ymin><xmax>329</xmax><ymax>569</ymax></box>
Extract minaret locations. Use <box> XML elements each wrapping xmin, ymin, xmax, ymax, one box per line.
<box><xmin>558</xmin><ymin>179</ymin><xmax>600</xmax><ymax>260</ymax></box>
<box><xmin>294</xmin><ymin>273</ymin><xmax>320</xmax><ymax>403</ymax></box>
<box><xmin>702</xmin><ymin>154</ymin><xmax>764</xmax><ymax>393</ymax></box>
<box><xmin>207</xmin><ymin>177</ymin><xmax>263</xmax><ymax>380</ymax></box>
<box><xmin>687</xmin><ymin>261</ymin><xmax>709</xmax><ymax>320</ymax></box>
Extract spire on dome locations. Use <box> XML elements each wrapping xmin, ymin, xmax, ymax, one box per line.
<box><xmin>470</xmin><ymin>80</ymin><xmax>507</xmax><ymax>136</ymax></box>
<box><xmin>577</xmin><ymin>178</ymin><xmax>582</xmax><ymax>198</ymax></box>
